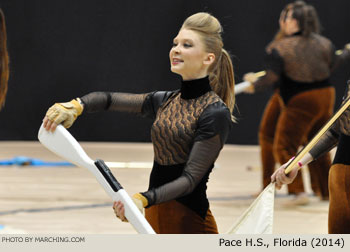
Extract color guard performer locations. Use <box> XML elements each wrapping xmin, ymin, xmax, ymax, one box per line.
<box><xmin>243</xmin><ymin>1</ymin><xmax>350</xmax><ymax>205</ymax></box>
<box><xmin>272</xmin><ymin>81</ymin><xmax>350</xmax><ymax>233</ymax></box>
<box><xmin>42</xmin><ymin>12</ymin><xmax>235</xmax><ymax>234</ymax></box>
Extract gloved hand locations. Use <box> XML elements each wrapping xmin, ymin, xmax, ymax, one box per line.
<box><xmin>242</xmin><ymin>72</ymin><xmax>256</xmax><ymax>94</ymax></box>
<box><xmin>243</xmin><ymin>72</ymin><xmax>258</xmax><ymax>84</ymax></box>
<box><xmin>43</xmin><ymin>98</ymin><xmax>83</xmax><ymax>131</ymax></box>
<box><xmin>113</xmin><ymin>193</ymin><xmax>148</xmax><ymax>222</ymax></box>
<box><xmin>132</xmin><ymin>193</ymin><xmax>148</xmax><ymax>210</ymax></box>
<box><xmin>338</xmin><ymin>43</ymin><xmax>350</xmax><ymax>57</ymax></box>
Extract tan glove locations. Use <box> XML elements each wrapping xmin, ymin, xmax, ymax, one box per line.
<box><xmin>242</xmin><ymin>72</ymin><xmax>256</xmax><ymax>93</ymax></box>
<box><xmin>45</xmin><ymin>98</ymin><xmax>83</xmax><ymax>128</ymax></box>
<box><xmin>243</xmin><ymin>72</ymin><xmax>258</xmax><ymax>84</ymax></box>
<box><xmin>132</xmin><ymin>193</ymin><xmax>148</xmax><ymax>210</ymax></box>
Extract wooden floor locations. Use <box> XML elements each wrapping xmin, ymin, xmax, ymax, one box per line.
<box><xmin>0</xmin><ymin>141</ymin><xmax>330</xmax><ymax>234</ymax></box>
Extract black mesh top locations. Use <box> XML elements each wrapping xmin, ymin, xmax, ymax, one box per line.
<box><xmin>253</xmin><ymin>33</ymin><xmax>350</xmax><ymax>103</ymax></box>
<box><xmin>266</xmin><ymin>33</ymin><xmax>334</xmax><ymax>82</ymax></box>
<box><xmin>80</xmin><ymin>76</ymin><xmax>233</xmax><ymax>218</ymax></box>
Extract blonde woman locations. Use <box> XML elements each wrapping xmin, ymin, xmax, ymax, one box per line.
<box><xmin>43</xmin><ymin>12</ymin><xmax>235</xmax><ymax>234</ymax></box>
<box><xmin>0</xmin><ymin>8</ymin><xmax>9</xmax><ymax>110</ymax></box>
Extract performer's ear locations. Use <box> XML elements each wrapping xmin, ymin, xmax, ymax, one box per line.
<box><xmin>204</xmin><ymin>53</ymin><xmax>215</xmax><ymax>66</ymax></box>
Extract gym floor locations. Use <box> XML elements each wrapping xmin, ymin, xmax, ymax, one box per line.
<box><xmin>0</xmin><ymin>141</ymin><xmax>330</xmax><ymax>234</ymax></box>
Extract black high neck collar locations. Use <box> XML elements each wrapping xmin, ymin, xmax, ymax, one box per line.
<box><xmin>180</xmin><ymin>76</ymin><xmax>212</xmax><ymax>99</ymax></box>
<box><xmin>291</xmin><ymin>31</ymin><xmax>302</xmax><ymax>36</ymax></box>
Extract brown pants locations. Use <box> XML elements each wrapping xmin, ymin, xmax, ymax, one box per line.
<box><xmin>328</xmin><ymin>164</ymin><xmax>350</xmax><ymax>233</ymax></box>
<box><xmin>145</xmin><ymin>200</ymin><xmax>218</xmax><ymax>234</ymax></box>
<box><xmin>259</xmin><ymin>88</ymin><xmax>334</xmax><ymax>196</ymax></box>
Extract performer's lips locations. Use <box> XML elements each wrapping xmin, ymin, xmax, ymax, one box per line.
<box><xmin>172</xmin><ymin>58</ymin><xmax>183</xmax><ymax>65</ymax></box>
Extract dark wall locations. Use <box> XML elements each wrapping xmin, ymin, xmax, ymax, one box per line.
<box><xmin>0</xmin><ymin>0</ymin><xmax>349</xmax><ymax>144</ymax></box>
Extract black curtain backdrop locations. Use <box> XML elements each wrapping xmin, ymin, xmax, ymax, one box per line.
<box><xmin>0</xmin><ymin>0</ymin><xmax>349</xmax><ymax>144</ymax></box>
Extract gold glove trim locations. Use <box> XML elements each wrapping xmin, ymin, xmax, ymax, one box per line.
<box><xmin>133</xmin><ymin>193</ymin><xmax>148</xmax><ymax>208</ymax></box>
<box><xmin>71</xmin><ymin>98</ymin><xmax>83</xmax><ymax>116</ymax></box>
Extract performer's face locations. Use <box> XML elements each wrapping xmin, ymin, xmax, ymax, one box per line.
<box><xmin>279</xmin><ymin>10</ymin><xmax>287</xmax><ymax>31</ymax></box>
<box><xmin>169</xmin><ymin>28</ymin><xmax>215</xmax><ymax>80</ymax></box>
<box><xmin>280</xmin><ymin>10</ymin><xmax>299</xmax><ymax>35</ymax></box>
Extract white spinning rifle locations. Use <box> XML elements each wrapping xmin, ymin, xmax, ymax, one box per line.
<box><xmin>234</xmin><ymin>71</ymin><xmax>265</xmax><ymax>94</ymax></box>
<box><xmin>38</xmin><ymin>124</ymin><xmax>156</xmax><ymax>234</ymax></box>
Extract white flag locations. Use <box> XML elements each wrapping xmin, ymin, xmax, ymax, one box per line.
<box><xmin>227</xmin><ymin>182</ymin><xmax>275</xmax><ymax>234</ymax></box>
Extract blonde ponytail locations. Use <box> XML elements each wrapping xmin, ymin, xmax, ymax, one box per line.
<box><xmin>209</xmin><ymin>49</ymin><xmax>235</xmax><ymax>115</ymax></box>
<box><xmin>182</xmin><ymin>13</ymin><xmax>235</xmax><ymax>118</ymax></box>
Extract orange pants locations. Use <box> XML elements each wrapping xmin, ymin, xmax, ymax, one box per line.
<box><xmin>145</xmin><ymin>200</ymin><xmax>218</xmax><ymax>234</ymax></box>
<box><xmin>259</xmin><ymin>88</ymin><xmax>334</xmax><ymax>196</ymax></box>
<box><xmin>328</xmin><ymin>164</ymin><xmax>350</xmax><ymax>233</ymax></box>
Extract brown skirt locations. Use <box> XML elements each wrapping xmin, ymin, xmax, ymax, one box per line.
<box><xmin>328</xmin><ymin>164</ymin><xmax>350</xmax><ymax>234</ymax></box>
<box><xmin>145</xmin><ymin>200</ymin><xmax>218</xmax><ymax>234</ymax></box>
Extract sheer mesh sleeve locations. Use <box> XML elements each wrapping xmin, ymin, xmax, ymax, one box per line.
<box><xmin>80</xmin><ymin>92</ymin><xmax>148</xmax><ymax>114</ymax></box>
<box><xmin>338</xmin><ymin>109</ymin><xmax>350</xmax><ymax>136</ymax></box>
<box><xmin>309</xmin><ymin>83</ymin><xmax>350</xmax><ymax>159</ymax></box>
<box><xmin>335</xmin><ymin>82</ymin><xmax>350</xmax><ymax>136</ymax></box>
<box><xmin>331</xmin><ymin>45</ymin><xmax>350</xmax><ymax>72</ymax></box>
<box><xmin>80</xmin><ymin>91</ymin><xmax>175</xmax><ymax>117</ymax></box>
<box><xmin>253</xmin><ymin>70</ymin><xmax>280</xmax><ymax>92</ymax></box>
<box><xmin>141</xmin><ymin>134</ymin><xmax>222</xmax><ymax>206</ymax></box>
<box><xmin>253</xmin><ymin>48</ymin><xmax>283</xmax><ymax>92</ymax></box>
<box><xmin>309</xmin><ymin>104</ymin><xmax>350</xmax><ymax>160</ymax></box>
<box><xmin>309</xmin><ymin>128</ymin><xmax>339</xmax><ymax>160</ymax></box>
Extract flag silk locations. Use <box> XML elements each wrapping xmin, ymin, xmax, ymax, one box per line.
<box><xmin>227</xmin><ymin>183</ymin><xmax>275</xmax><ymax>234</ymax></box>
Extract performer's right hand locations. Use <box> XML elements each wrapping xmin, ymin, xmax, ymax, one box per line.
<box><xmin>113</xmin><ymin>193</ymin><xmax>148</xmax><ymax>223</ymax></box>
<box><xmin>344</xmin><ymin>43</ymin><xmax>350</xmax><ymax>50</ymax></box>
<box><xmin>242</xmin><ymin>72</ymin><xmax>256</xmax><ymax>93</ymax></box>
<box><xmin>113</xmin><ymin>201</ymin><xmax>128</xmax><ymax>222</ymax></box>
<box><xmin>271</xmin><ymin>158</ymin><xmax>300</xmax><ymax>190</ymax></box>
<box><xmin>43</xmin><ymin>98</ymin><xmax>83</xmax><ymax>132</ymax></box>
